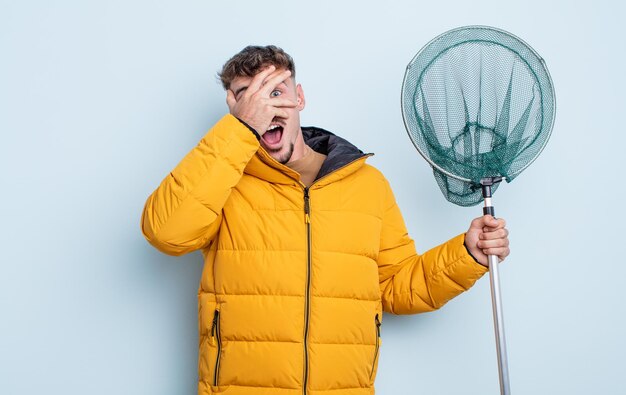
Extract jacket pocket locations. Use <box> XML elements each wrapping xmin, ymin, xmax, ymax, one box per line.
<box><xmin>211</xmin><ymin>309</ymin><xmax>222</xmax><ymax>386</ymax></box>
<box><xmin>369</xmin><ymin>313</ymin><xmax>382</xmax><ymax>381</ymax></box>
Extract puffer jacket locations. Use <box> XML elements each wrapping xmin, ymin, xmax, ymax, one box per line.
<box><xmin>141</xmin><ymin>114</ymin><xmax>487</xmax><ymax>395</ymax></box>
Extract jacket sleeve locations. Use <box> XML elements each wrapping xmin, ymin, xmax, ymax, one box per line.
<box><xmin>140</xmin><ymin>114</ymin><xmax>260</xmax><ymax>256</ymax></box>
<box><xmin>377</xmin><ymin>178</ymin><xmax>488</xmax><ymax>314</ymax></box>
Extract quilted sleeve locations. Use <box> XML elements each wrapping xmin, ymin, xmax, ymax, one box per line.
<box><xmin>140</xmin><ymin>114</ymin><xmax>260</xmax><ymax>256</ymax></box>
<box><xmin>377</xmin><ymin>178</ymin><xmax>488</xmax><ymax>314</ymax></box>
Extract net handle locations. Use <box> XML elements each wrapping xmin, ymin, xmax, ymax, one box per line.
<box><xmin>482</xmin><ymin>178</ymin><xmax>511</xmax><ymax>395</ymax></box>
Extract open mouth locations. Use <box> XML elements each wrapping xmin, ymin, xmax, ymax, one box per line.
<box><xmin>263</xmin><ymin>124</ymin><xmax>284</xmax><ymax>147</ymax></box>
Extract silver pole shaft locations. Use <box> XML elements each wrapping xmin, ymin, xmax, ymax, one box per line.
<box><xmin>484</xmin><ymin>197</ymin><xmax>511</xmax><ymax>395</ymax></box>
<box><xmin>489</xmin><ymin>253</ymin><xmax>510</xmax><ymax>395</ymax></box>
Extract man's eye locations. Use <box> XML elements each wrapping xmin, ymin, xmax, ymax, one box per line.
<box><xmin>270</xmin><ymin>90</ymin><xmax>281</xmax><ymax>97</ymax></box>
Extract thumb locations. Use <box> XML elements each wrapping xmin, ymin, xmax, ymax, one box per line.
<box><xmin>469</xmin><ymin>215</ymin><xmax>487</xmax><ymax>231</ymax></box>
<box><xmin>474</xmin><ymin>215</ymin><xmax>499</xmax><ymax>229</ymax></box>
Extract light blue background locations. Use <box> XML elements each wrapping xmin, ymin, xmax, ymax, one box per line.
<box><xmin>1</xmin><ymin>1</ymin><xmax>624</xmax><ymax>394</ymax></box>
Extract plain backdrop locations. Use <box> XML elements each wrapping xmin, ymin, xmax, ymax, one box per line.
<box><xmin>1</xmin><ymin>1</ymin><xmax>624</xmax><ymax>394</ymax></box>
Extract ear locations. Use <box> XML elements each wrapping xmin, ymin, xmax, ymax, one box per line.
<box><xmin>296</xmin><ymin>84</ymin><xmax>306</xmax><ymax>111</ymax></box>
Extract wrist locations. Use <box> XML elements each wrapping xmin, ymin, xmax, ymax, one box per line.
<box><xmin>463</xmin><ymin>234</ymin><xmax>487</xmax><ymax>267</ymax></box>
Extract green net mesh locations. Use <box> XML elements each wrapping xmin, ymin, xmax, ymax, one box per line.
<box><xmin>401</xmin><ymin>26</ymin><xmax>555</xmax><ymax>206</ymax></box>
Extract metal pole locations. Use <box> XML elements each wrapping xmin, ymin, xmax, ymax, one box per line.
<box><xmin>481</xmin><ymin>178</ymin><xmax>511</xmax><ymax>395</ymax></box>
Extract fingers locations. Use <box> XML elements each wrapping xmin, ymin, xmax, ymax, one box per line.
<box><xmin>471</xmin><ymin>215</ymin><xmax>510</xmax><ymax>261</ymax></box>
<box><xmin>480</xmin><ymin>227</ymin><xmax>509</xmax><ymax>240</ymax></box>
<box><xmin>477</xmin><ymin>237</ymin><xmax>509</xmax><ymax>249</ymax></box>
<box><xmin>470</xmin><ymin>216</ymin><xmax>507</xmax><ymax>233</ymax></box>
<box><xmin>480</xmin><ymin>215</ymin><xmax>505</xmax><ymax>229</ymax></box>
<box><xmin>273</xmin><ymin>107</ymin><xmax>289</xmax><ymax>119</ymax></box>
<box><xmin>244</xmin><ymin>66</ymin><xmax>290</xmax><ymax>99</ymax></box>
<box><xmin>265</xmin><ymin>97</ymin><xmax>297</xmax><ymax>120</ymax></box>
<box><xmin>268</xmin><ymin>97</ymin><xmax>298</xmax><ymax>108</ymax></box>
<box><xmin>470</xmin><ymin>215</ymin><xmax>504</xmax><ymax>229</ymax></box>
<box><xmin>477</xmin><ymin>238</ymin><xmax>510</xmax><ymax>258</ymax></box>
<box><xmin>246</xmin><ymin>65</ymin><xmax>277</xmax><ymax>94</ymax></box>
<box><xmin>259</xmin><ymin>69</ymin><xmax>292</xmax><ymax>97</ymax></box>
<box><xmin>483</xmin><ymin>247</ymin><xmax>510</xmax><ymax>261</ymax></box>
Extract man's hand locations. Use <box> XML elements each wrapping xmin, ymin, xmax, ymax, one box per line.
<box><xmin>226</xmin><ymin>65</ymin><xmax>297</xmax><ymax>136</ymax></box>
<box><xmin>464</xmin><ymin>215</ymin><xmax>510</xmax><ymax>267</ymax></box>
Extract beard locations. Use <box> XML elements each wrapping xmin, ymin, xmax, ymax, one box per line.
<box><xmin>268</xmin><ymin>141</ymin><xmax>295</xmax><ymax>165</ymax></box>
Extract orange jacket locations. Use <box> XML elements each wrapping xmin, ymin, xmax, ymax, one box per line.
<box><xmin>141</xmin><ymin>114</ymin><xmax>487</xmax><ymax>395</ymax></box>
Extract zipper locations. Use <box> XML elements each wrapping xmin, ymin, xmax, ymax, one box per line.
<box><xmin>302</xmin><ymin>187</ymin><xmax>312</xmax><ymax>395</ymax></box>
<box><xmin>369</xmin><ymin>313</ymin><xmax>381</xmax><ymax>380</ymax></box>
<box><xmin>299</xmin><ymin>155</ymin><xmax>372</xmax><ymax>394</ymax></box>
<box><xmin>211</xmin><ymin>309</ymin><xmax>222</xmax><ymax>386</ymax></box>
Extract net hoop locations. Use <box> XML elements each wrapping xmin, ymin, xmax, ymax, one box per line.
<box><xmin>401</xmin><ymin>25</ymin><xmax>556</xmax><ymax>184</ymax></box>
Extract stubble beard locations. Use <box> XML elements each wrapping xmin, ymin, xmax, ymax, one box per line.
<box><xmin>268</xmin><ymin>141</ymin><xmax>295</xmax><ymax>165</ymax></box>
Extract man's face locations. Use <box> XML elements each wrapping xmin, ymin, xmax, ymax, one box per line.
<box><xmin>229</xmin><ymin>69</ymin><xmax>306</xmax><ymax>164</ymax></box>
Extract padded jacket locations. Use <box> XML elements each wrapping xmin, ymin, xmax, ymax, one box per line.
<box><xmin>141</xmin><ymin>114</ymin><xmax>487</xmax><ymax>395</ymax></box>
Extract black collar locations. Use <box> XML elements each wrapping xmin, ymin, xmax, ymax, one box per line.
<box><xmin>301</xmin><ymin>126</ymin><xmax>371</xmax><ymax>181</ymax></box>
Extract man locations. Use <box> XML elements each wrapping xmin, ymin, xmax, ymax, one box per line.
<box><xmin>141</xmin><ymin>45</ymin><xmax>509</xmax><ymax>395</ymax></box>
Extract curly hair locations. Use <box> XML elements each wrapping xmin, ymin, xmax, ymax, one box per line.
<box><xmin>218</xmin><ymin>45</ymin><xmax>296</xmax><ymax>90</ymax></box>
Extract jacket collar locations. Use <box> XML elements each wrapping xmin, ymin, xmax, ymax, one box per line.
<box><xmin>244</xmin><ymin>126</ymin><xmax>373</xmax><ymax>186</ymax></box>
<box><xmin>302</xmin><ymin>126</ymin><xmax>371</xmax><ymax>181</ymax></box>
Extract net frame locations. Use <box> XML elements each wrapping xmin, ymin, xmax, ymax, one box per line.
<box><xmin>401</xmin><ymin>25</ymin><xmax>556</xmax><ymax>188</ymax></box>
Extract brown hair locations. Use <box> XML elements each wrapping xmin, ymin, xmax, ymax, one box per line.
<box><xmin>218</xmin><ymin>45</ymin><xmax>296</xmax><ymax>90</ymax></box>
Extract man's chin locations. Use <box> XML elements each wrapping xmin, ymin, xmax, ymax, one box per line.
<box><xmin>266</xmin><ymin>142</ymin><xmax>295</xmax><ymax>165</ymax></box>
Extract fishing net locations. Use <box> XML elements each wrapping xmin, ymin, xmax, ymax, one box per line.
<box><xmin>401</xmin><ymin>26</ymin><xmax>555</xmax><ymax>206</ymax></box>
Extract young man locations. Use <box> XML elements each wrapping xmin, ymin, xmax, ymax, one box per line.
<box><xmin>141</xmin><ymin>45</ymin><xmax>509</xmax><ymax>395</ymax></box>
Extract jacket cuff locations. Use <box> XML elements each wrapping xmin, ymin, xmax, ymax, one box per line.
<box><xmin>442</xmin><ymin>233</ymin><xmax>489</xmax><ymax>285</ymax></box>
<box><xmin>235</xmin><ymin>117</ymin><xmax>261</xmax><ymax>141</ymax></box>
